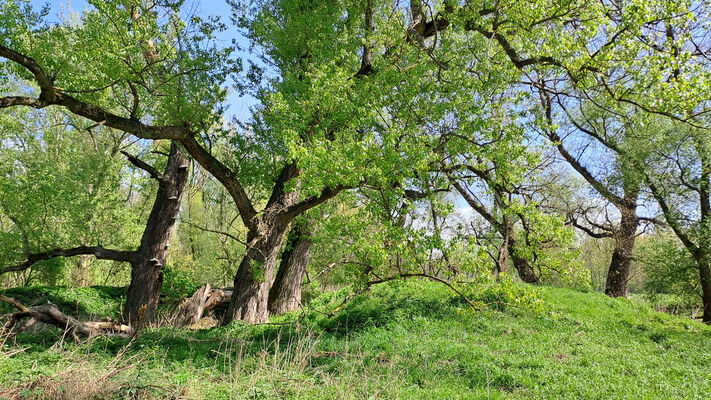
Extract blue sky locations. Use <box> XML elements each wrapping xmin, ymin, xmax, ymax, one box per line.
<box><xmin>31</xmin><ymin>0</ymin><xmax>258</xmax><ymax>122</ymax></box>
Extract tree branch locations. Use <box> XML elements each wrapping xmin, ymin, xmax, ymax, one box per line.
<box><xmin>180</xmin><ymin>135</ymin><xmax>256</xmax><ymax>225</ymax></box>
<box><xmin>568</xmin><ymin>217</ymin><xmax>613</xmax><ymax>239</ymax></box>
<box><xmin>2</xmin><ymin>246</ymin><xmax>136</xmax><ymax>274</ymax></box>
<box><xmin>181</xmin><ymin>220</ymin><xmax>247</xmax><ymax>246</ymax></box>
<box><xmin>539</xmin><ymin>88</ymin><xmax>627</xmax><ymax>206</ymax></box>
<box><xmin>283</xmin><ymin>185</ymin><xmax>348</xmax><ymax>222</ymax></box>
<box><xmin>450</xmin><ymin>178</ymin><xmax>504</xmax><ymax>234</ymax></box>
<box><xmin>120</xmin><ymin>151</ymin><xmax>165</xmax><ymax>181</ymax></box>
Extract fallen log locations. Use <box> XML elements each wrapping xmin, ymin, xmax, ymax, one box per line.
<box><xmin>0</xmin><ymin>294</ymin><xmax>133</xmax><ymax>341</ymax></box>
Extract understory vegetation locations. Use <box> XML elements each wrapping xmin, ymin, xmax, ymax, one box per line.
<box><xmin>2</xmin><ymin>281</ymin><xmax>710</xmax><ymax>400</ymax></box>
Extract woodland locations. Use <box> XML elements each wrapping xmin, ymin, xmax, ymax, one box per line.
<box><xmin>0</xmin><ymin>0</ymin><xmax>710</xmax><ymax>398</ymax></box>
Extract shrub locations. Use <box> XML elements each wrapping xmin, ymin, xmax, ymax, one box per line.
<box><xmin>636</xmin><ymin>231</ymin><xmax>700</xmax><ymax>312</ymax></box>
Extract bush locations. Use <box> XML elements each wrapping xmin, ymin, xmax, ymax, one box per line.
<box><xmin>636</xmin><ymin>231</ymin><xmax>700</xmax><ymax>312</ymax></box>
<box><xmin>461</xmin><ymin>272</ymin><xmax>544</xmax><ymax>312</ymax></box>
<box><xmin>161</xmin><ymin>265</ymin><xmax>201</xmax><ymax>302</ymax></box>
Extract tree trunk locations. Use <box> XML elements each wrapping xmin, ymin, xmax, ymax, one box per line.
<box><xmin>508</xmin><ymin>233</ymin><xmax>539</xmax><ymax>284</ymax></box>
<box><xmin>605</xmin><ymin>206</ymin><xmax>638</xmax><ymax>297</ymax></box>
<box><xmin>123</xmin><ymin>142</ymin><xmax>189</xmax><ymax>327</ymax></box>
<box><xmin>695</xmin><ymin>252</ymin><xmax>711</xmax><ymax>324</ymax></box>
<box><xmin>73</xmin><ymin>255</ymin><xmax>91</xmax><ymax>287</ymax></box>
<box><xmin>268</xmin><ymin>219</ymin><xmax>314</xmax><ymax>316</ymax></box>
<box><xmin>222</xmin><ymin>226</ymin><xmax>289</xmax><ymax>324</ymax></box>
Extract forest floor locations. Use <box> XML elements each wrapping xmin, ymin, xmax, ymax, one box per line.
<box><xmin>0</xmin><ymin>281</ymin><xmax>710</xmax><ymax>399</ymax></box>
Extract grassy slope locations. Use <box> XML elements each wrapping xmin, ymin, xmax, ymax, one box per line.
<box><xmin>1</xmin><ymin>282</ymin><xmax>710</xmax><ymax>399</ymax></box>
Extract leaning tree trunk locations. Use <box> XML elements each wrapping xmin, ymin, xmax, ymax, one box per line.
<box><xmin>222</xmin><ymin>225</ymin><xmax>290</xmax><ymax>324</ymax></box>
<box><xmin>605</xmin><ymin>206</ymin><xmax>639</xmax><ymax>297</ymax></box>
<box><xmin>124</xmin><ymin>142</ymin><xmax>189</xmax><ymax>327</ymax></box>
<box><xmin>268</xmin><ymin>219</ymin><xmax>315</xmax><ymax>316</ymax></box>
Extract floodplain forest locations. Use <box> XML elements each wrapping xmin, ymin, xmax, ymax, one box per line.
<box><xmin>1</xmin><ymin>0</ymin><xmax>710</xmax><ymax>399</ymax></box>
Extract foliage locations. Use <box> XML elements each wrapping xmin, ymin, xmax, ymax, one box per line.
<box><xmin>463</xmin><ymin>273</ymin><xmax>545</xmax><ymax>313</ymax></box>
<box><xmin>160</xmin><ymin>263</ymin><xmax>201</xmax><ymax>303</ymax></box>
<box><xmin>637</xmin><ymin>231</ymin><xmax>700</xmax><ymax>309</ymax></box>
<box><xmin>0</xmin><ymin>107</ymin><xmax>141</xmax><ymax>277</ymax></box>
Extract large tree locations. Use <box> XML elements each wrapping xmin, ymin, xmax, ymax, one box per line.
<box><xmin>1</xmin><ymin>0</ymin><xmax>700</xmax><ymax>324</ymax></box>
<box><xmin>1</xmin><ymin>133</ymin><xmax>189</xmax><ymax>326</ymax></box>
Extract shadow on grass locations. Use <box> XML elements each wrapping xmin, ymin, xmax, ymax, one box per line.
<box><xmin>0</xmin><ymin>285</ymin><xmax>127</xmax><ymax>320</ymax></box>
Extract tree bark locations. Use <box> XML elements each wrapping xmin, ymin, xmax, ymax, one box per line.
<box><xmin>73</xmin><ymin>255</ymin><xmax>91</xmax><ymax>287</ymax></box>
<box><xmin>605</xmin><ymin>205</ymin><xmax>639</xmax><ymax>297</ymax></box>
<box><xmin>0</xmin><ymin>294</ymin><xmax>133</xmax><ymax>341</ymax></box>
<box><xmin>123</xmin><ymin>142</ymin><xmax>189</xmax><ymax>326</ymax></box>
<box><xmin>697</xmin><ymin>253</ymin><xmax>711</xmax><ymax>323</ymax></box>
<box><xmin>268</xmin><ymin>219</ymin><xmax>315</xmax><ymax>315</ymax></box>
<box><xmin>223</xmin><ymin>226</ymin><xmax>289</xmax><ymax>324</ymax></box>
<box><xmin>508</xmin><ymin>235</ymin><xmax>539</xmax><ymax>284</ymax></box>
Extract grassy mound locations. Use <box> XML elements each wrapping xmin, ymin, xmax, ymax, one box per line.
<box><xmin>1</xmin><ymin>281</ymin><xmax>710</xmax><ymax>399</ymax></box>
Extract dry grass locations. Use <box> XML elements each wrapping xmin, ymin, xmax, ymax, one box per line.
<box><xmin>0</xmin><ymin>339</ymin><xmax>183</xmax><ymax>400</ymax></box>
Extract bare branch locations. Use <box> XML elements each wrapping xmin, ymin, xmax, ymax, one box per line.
<box><xmin>120</xmin><ymin>151</ymin><xmax>165</xmax><ymax>181</ymax></box>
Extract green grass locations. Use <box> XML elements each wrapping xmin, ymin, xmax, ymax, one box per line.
<box><xmin>0</xmin><ymin>286</ymin><xmax>126</xmax><ymax>320</ymax></box>
<box><xmin>1</xmin><ymin>281</ymin><xmax>710</xmax><ymax>399</ymax></box>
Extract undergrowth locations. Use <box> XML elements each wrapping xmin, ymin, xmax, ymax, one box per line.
<box><xmin>1</xmin><ymin>281</ymin><xmax>710</xmax><ymax>399</ymax></box>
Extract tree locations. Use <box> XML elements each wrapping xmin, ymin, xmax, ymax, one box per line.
<box><xmin>2</xmin><ymin>0</ymin><xmax>699</xmax><ymax>324</ymax></box>
<box><xmin>1</xmin><ymin>134</ymin><xmax>189</xmax><ymax>326</ymax></box>
<box><xmin>528</xmin><ymin>0</ymin><xmax>711</xmax><ymax>319</ymax></box>
<box><xmin>268</xmin><ymin>215</ymin><xmax>316</xmax><ymax>315</ymax></box>
<box><xmin>0</xmin><ymin>107</ymin><xmax>138</xmax><ymax>287</ymax></box>
<box><xmin>536</xmin><ymin>91</ymin><xmax>650</xmax><ymax>297</ymax></box>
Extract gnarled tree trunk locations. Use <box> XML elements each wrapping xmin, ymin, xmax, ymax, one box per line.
<box><xmin>223</xmin><ymin>225</ymin><xmax>290</xmax><ymax>324</ymax></box>
<box><xmin>268</xmin><ymin>219</ymin><xmax>315</xmax><ymax>315</ymax></box>
<box><xmin>509</xmin><ymin>235</ymin><xmax>539</xmax><ymax>284</ymax></box>
<box><xmin>124</xmin><ymin>142</ymin><xmax>189</xmax><ymax>326</ymax></box>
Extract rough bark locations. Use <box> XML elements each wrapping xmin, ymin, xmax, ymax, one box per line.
<box><xmin>174</xmin><ymin>284</ymin><xmax>212</xmax><ymax>326</ymax></box>
<box><xmin>174</xmin><ymin>285</ymin><xmax>233</xmax><ymax>326</ymax></box>
<box><xmin>123</xmin><ymin>141</ymin><xmax>189</xmax><ymax>326</ymax></box>
<box><xmin>268</xmin><ymin>219</ymin><xmax>315</xmax><ymax>315</ymax></box>
<box><xmin>508</xmin><ymin>235</ymin><xmax>539</xmax><ymax>284</ymax></box>
<box><xmin>605</xmin><ymin>204</ymin><xmax>639</xmax><ymax>297</ymax></box>
<box><xmin>223</xmin><ymin>227</ymin><xmax>289</xmax><ymax>324</ymax></box>
<box><xmin>73</xmin><ymin>255</ymin><xmax>91</xmax><ymax>287</ymax></box>
<box><xmin>697</xmin><ymin>254</ymin><xmax>711</xmax><ymax>323</ymax></box>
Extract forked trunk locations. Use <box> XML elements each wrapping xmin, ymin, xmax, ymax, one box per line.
<box><xmin>268</xmin><ymin>220</ymin><xmax>314</xmax><ymax>315</ymax></box>
<box><xmin>123</xmin><ymin>142</ymin><xmax>189</xmax><ymax>326</ymax></box>
<box><xmin>605</xmin><ymin>207</ymin><xmax>638</xmax><ymax>297</ymax></box>
<box><xmin>223</xmin><ymin>226</ymin><xmax>289</xmax><ymax>324</ymax></box>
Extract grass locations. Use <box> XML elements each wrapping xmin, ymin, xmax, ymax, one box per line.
<box><xmin>1</xmin><ymin>281</ymin><xmax>710</xmax><ymax>399</ymax></box>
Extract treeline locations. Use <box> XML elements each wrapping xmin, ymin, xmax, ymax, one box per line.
<box><xmin>0</xmin><ymin>0</ymin><xmax>709</xmax><ymax>326</ymax></box>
